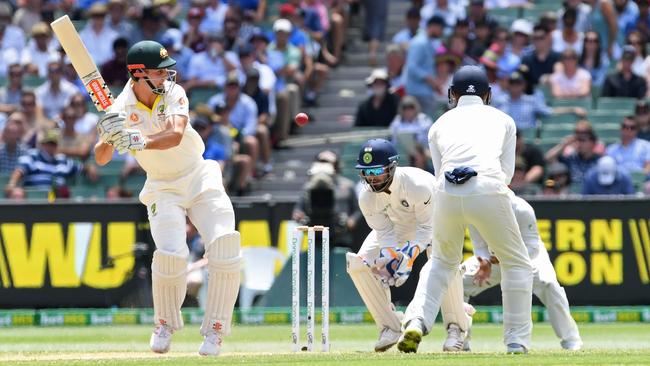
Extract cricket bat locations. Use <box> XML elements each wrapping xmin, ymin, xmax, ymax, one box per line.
<box><xmin>50</xmin><ymin>15</ymin><xmax>114</xmax><ymax>112</ymax></box>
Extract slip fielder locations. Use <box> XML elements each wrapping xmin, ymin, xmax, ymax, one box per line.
<box><xmin>94</xmin><ymin>40</ymin><xmax>240</xmax><ymax>356</ymax></box>
<box><xmin>464</xmin><ymin>194</ymin><xmax>583</xmax><ymax>350</ymax></box>
<box><xmin>398</xmin><ymin>65</ymin><xmax>534</xmax><ymax>354</ymax></box>
<box><xmin>347</xmin><ymin>138</ymin><xmax>474</xmax><ymax>352</ymax></box>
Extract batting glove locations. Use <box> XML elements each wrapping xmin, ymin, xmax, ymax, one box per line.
<box><xmin>113</xmin><ymin>129</ymin><xmax>146</xmax><ymax>154</ymax></box>
<box><xmin>97</xmin><ymin>112</ymin><xmax>126</xmax><ymax>144</ymax></box>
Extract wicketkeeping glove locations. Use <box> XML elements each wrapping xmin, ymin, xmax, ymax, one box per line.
<box><xmin>97</xmin><ymin>112</ymin><xmax>126</xmax><ymax>144</ymax></box>
<box><xmin>113</xmin><ymin>129</ymin><xmax>146</xmax><ymax>154</ymax></box>
<box><xmin>372</xmin><ymin>241</ymin><xmax>422</xmax><ymax>287</ymax></box>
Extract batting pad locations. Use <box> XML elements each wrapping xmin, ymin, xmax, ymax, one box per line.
<box><xmin>346</xmin><ymin>253</ymin><xmax>401</xmax><ymax>331</ymax></box>
<box><xmin>151</xmin><ymin>250</ymin><xmax>188</xmax><ymax>330</ymax></box>
<box><xmin>441</xmin><ymin>267</ymin><xmax>472</xmax><ymax>332</ymax></box>
<box><xmin>201</xmin><ymin>232</ymin><xmax>241</xmax><ymax>336</ymax></box>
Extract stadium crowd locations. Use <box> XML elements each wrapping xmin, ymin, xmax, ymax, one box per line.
<box><xmin>0</xmin><ymin>0</ymin><xmax>649</xmax><ymax>199</ymax></box>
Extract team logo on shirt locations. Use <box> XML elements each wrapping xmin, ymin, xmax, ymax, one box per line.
<box><xmin>466</xmin><ymin>85</ymin><xmax>476</xmax><ymax>93</ymax></box>
<box><xmin>150</xmin><ymin>203</ymin><xmax>157</xmax><ymax>217</ymax></box>
<box><xmin>178</xmin><ymin>97</ymin><xmax>186</xmax><ymax>105</ymax></box>
<box><xmin>401</xmin><ymin>200</ymin><xmax>409</xmax><ymax>208</ymax></box>
<box><xmin>129</xmin><ymin>113</ymin><xmax>139</xmax><ymax>122</ymax></box>
<box><xmin>362</xmin><ymin>152</ymin><xmax>373</xmax><ymax>164</ymax></box>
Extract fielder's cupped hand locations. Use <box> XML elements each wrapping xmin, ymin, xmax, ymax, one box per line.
<box><xmin>473</xmin><ymin>256</ymin><xmax>493</xmax><ymax>287</ymax></box>
<box><xmin>97</xmin><ymin>112</ymin><xmax>126</xmax><ymax>144</ymax></box>
<box><xmin>113</xmin><ymin>129</ymin><xmax>146</xmax><ymax>154</ymax></box>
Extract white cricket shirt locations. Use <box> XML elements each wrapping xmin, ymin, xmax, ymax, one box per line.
<box><xmin>358</xmin><ymin>167</ymin><xmax>435</xmax><ymax>251</ymax></box>
<box><xmin>109</xmin><ymin>81</ymin><xmax>204</xmax><ymax>179</ymax></box>
<box><xmin>428</xmin><ymin>95</ymin><xmax>516</xmax><ymax>195</ymax></box>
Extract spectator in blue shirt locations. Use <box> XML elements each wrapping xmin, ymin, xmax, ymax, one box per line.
<box><xmin>606</xmin><ymin>116</ymin><xmax>650</xmax><ymax>175</ymax></box>
<box><xmin>494</xmin><ymin>71</ymin><xmax>552</xmax><ymax>130</ymax></box>
<box><xmin>392</xmin><ymin>7</ymin><xmax>421</xmax><ymax>49</ymax></box>
<box><xmin>582</xmin><ymin>156</ymin><xmax>635</xmax><ymax>195</ymax></box>
<box><xmin>208</xmin><ymin>71</ymin><xmax>272</xmax><ymax>175</ymax></box>
<box><xmin>4</xmin><ymin>129</ymin><xmax>97</xmax><ymax>199</ymax></box>
<box><xmin>405</xmin><ymin>15</ymin><xmax>445</xmax><ymax>117</ymax></box>
<box><xmin>0</xmin><ymin>113</ymin><xmax>27</xmax><ymax>174</ymax></box>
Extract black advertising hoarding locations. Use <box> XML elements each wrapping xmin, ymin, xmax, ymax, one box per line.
<box><xmin>0</xmin><ymin>202</ymin><xmax>152</xmax><ymax>308</ymax></box>
<box><xmin>0</xmin><ymin>197</ymin><xmax>649</xmax><ymax>308</ymax></box>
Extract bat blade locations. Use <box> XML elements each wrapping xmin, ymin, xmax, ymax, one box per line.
<box><xmin>50</xmin><ymin>15</ymin><xmax>114</xmax><ymax>112</ymax></box>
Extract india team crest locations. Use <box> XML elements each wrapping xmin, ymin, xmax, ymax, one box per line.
<box><xmin>362</xmin><ymin>152</ymin><xmax>372</xmax><ymax>164</ymax></box>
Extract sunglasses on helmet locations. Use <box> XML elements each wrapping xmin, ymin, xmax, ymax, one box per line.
<box><xmin>360</xmin><ymin>167</ymin><xmax>386</xmax><ymax>176</ymax></box>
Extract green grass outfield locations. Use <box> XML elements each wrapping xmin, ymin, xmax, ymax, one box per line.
<box><xmin>1</xmin><ymin>323</ymin><xmax>649</xmax><ymax>365</ymax></box>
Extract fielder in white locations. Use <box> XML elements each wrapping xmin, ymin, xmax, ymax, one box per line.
<box><xmin>398</xmin><ymin>66</ymin><xmax>534</xmax><ymax>354</ymax></box>
<box><xmin>464</xmin><ymin>194</ymin><xmax>583</xmax><ymax>350</ymax></box>
<box><xmin>94</xmin><ymin>40</ymin><xmax>240</xmax><ymax>356</ymax></box>
<box><xmin>348</xmin><ymin>138</ymin><xmax>474</xmax><ymax>352</ymax></box>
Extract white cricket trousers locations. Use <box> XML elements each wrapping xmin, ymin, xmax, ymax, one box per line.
<box><xmin>139</xmin><ymin>160</ymin><xmax>236</xmax><ymax>257</ymax></box>
<box><xmin>463</xmin><ymin>248</ymin><xmax>581</xmax><ymax>345</ymax></box>
<box><xmin>404</xmin><ymin>190</ymin><xmax>534</xmax><ymax>348</ymax></box>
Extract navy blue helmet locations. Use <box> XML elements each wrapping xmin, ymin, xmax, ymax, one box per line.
<box><xmin>355</xmin><ymin>138</ymin><xmax>399</xmax><ymax>192</ymax></box>
<box><xmin>448</xmin><ymin>65</ymin><xmax>491</xmax><ymax>104</ymax></box>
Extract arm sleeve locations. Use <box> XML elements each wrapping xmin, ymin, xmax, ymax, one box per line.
<box><xmin>513</xmin><ymin>197</ymin><xmax>541</xmax><ymax>259</ymax></box>
<box><xmin>428</xmin><ymin>126</ymin><xmax>442</xmax><ymax>177</ymax></box>
<box><xmin>408</xmin><ymin>178</ymin><xmax>435</xmax><ymax>252</ymax></box>
<box><xmin>242</xmin><ymin>99</ymin><xmax>259</xmax><ymax>136</ymax></box>
<box><xmin>468</xmin><ymin>224</ymin><xmax>491</xmax><ymax>259</ymax></box>
<box><xmin>406</xmin><ymin>42</ymin><xmax>431</xmax><ymax>81</ymax></box>
<box><xmin>166</xmin><ymin>85</ymin><xmax>190</xmax><ymax>118</ymax></box>
<box><xmin>359</xmin><ymin>191</ymin><xmax>398</xmax><ymax>248</ymax></box>
<box><xmin>500</xmin><ymin>118</ymin><xmax>517</xmax><ymax>184</ymax></box>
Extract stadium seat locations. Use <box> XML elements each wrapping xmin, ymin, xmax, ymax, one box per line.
<box><xmin>587</xmin><ymin>110</ymin><xmax>628</xmax><ymax>125</ymax></box>
<box><xmin>490</xmin><ymin>8</ymin><xmax>522</xmax><ymax>27</ymax></box>
<box><xmin>540</xmin><ymin>123</ymin><xmax>574</xmax><ymax>139</ymax></box>
<box><xmin>0</xmin><ymin>76</ymin><xmax>7</xmax><ymax>87</ymax></box>
<box><xmin>592</xmin><ymin>123</ymin><xmax>620</xmax><ymax>144</ymax></box>
<box><xmin>596</xmin><ymin>97</ymin><xmax>638</xmax><ymax>112</ymax></box>
<box><xmin>189</xmin><ymin>86</ymin><xmax>220</xmax><ymax>109</ymax></box>
<box><xmin>240</xmin><ymin>247</ymin><xmax>286</xmax><ymax>309</ymax></box>
<box><xmin>630</xmin><ymin>171</ymin><xmax>647</xmax><ymax>192</ymax></box>
<box><xmin>550</xmin><ymin>98</ymin><xmax>591</xmax><ymax>110</ymax></box>
<box><xmin>123</xmin><ymin>174</ymin><xmax>146</xmax><ymax>191</ymax></box>
<box><xmin>23</xmin><ymin>188</ymin><xmax>51</xmax><ymax>200</ymax></box>
<box><xmin>537</xmin><ymin>138</ymin><xmax>559</xmax><ymax>153</ymax></box>
<box><xmin>0</xmin><ymin>174</ymin><xmax>10</xmax><ymax>187</ymax></box>
<box><xmin>518</xmin><ymin>127</ymin><xmax>538</xmax><ymax>141</ymax></box>
<box><xmin>23</xmin><ymin>75</ymin><xmax>47</xmax><ymax>88</ymax></box>
<box><xmin>540</xmin><ymin>113</ymin><xmax>579</xmax><ymax>125</ymax></box>
<box><xmin>98</xmin><ymin>159</ymin><xmax>126</xmax><ymax>175</ymax></box>
<box><xmin>70</xmin><ymin>184</ymin><xmax>105</xmax><ymax>199</ymax></box>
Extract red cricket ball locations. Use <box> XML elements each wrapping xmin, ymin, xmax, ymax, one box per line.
<box><xmin>295</xmin><ymin>112</ymin><xmax>309</xmax><ymax>126</ymax></box>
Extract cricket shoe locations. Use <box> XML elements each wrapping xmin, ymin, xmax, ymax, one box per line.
<box><xmin>199</xmin><ymin>320</ymin><xmax>225</xmax><ymax>356</ymax></box>
<box><xmin>150</xmin><ymin>322</ymin><xmax>174</xmax><ymax>354</ymax></box>
<box><xmin>561</xmin><ymin>340</ymin><xmax>582</xmax><ymax>351</ymax></box>
<box><xmin>397</xmin><ymin>318</ymin><xmax>424</xmax><ymax>353</ymax></box>
<box><xmin>374</xmin><ymin>327</ymin><xmax>401</xmax><ymax>352</ymax></box>
<box><xmin>506</xmin><ymin>343</ymin><xmax>528</xmax><ymax>354</ymax></box>
<box><xmin>443</xmin><ymin>323</ymin><xmax>468</xmax><ymax>352</ymax></box>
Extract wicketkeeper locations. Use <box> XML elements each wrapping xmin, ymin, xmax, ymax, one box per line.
<box><xmin>347</xmin><ymin>138</ymin><xmax>474</xmax><ymax>352</ymax></box>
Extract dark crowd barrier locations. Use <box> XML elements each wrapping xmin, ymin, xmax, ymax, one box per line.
<box><xmin>0</xmin><ymin>197</ymin><xmax>649</xmax><ymax>308</ymax></box>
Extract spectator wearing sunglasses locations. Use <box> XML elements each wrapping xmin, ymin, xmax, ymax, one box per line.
<box><xmin>606</xmin><ymin>116</ymin><xmax>650</xmax><ymax>176</ymax></box>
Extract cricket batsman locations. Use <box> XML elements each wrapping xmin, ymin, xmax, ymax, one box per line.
<box><xmin>94</xmin><ymin>40</ymin><xmax>240</xmax><ymax>356</ymax></box>
<box><xmin>347</xmin><ymin>138</ymin><xmax>474</xmax><ymax>352</ymax></box>
<box><xmin>464</xmin><ymin>194</ymin><xmax>583</xmax><ymax>350</ymax></box>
